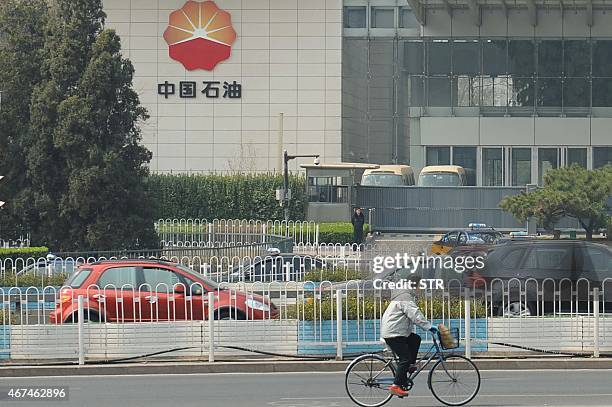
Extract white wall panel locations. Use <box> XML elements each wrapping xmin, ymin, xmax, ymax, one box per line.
<box><xmin>480</xmin><ymin>118</ymin><xmax>534</xmax><ymax>146</ymax></box>
<box><xmin>420</xmin><ymin>117</ymin><xmax>479</xmax><ymax>146</ymax></box>
<box><xmin>534</xmin><ymin>118</ymin><xmax>590</xmax><ymax>146</ymax></box>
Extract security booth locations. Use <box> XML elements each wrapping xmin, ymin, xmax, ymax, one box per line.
<box><xmin>301</xmin><ymin>163</ymin><xmax>379</xmax><ymax>222</ymax></box>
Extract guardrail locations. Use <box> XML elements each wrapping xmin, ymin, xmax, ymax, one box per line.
<box><xmin>0</xmin><ymin>277</ymin><xmax>610</xmax><ymax>362</ymax></box>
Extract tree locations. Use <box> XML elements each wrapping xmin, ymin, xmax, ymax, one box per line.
<box><xmin>500</xmin><ymin>165</ymin><xmax>612</xmax><ymax>240</ymax></box>
<box><xmin>20</xmin><ymin>0</ymin><xmax>157</xmax><ymax>250</ymax></box>
<box><xmin>0</xmin><ymin>0</ymin><xmax>47</xmax><ymax>237</ymax></box>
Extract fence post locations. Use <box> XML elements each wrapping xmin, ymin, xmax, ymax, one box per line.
<box><xmin>594</xmin><ymin>287</ymin><xmax>600</xmax><ymax>358</ymax></box>
<box><xmin>77</xmin><ymin>295</ymin><xmax>85</xmax><ymax>366</ymax></box>
<box><xmin>464</xmin><ymin>288</ymin><xmax>471</xmax><ymax>360</ymax></box>
<box><xmin>208</xmin><ymin>291</ymin><xmax>215</xmax><ymax>363</ymax></box>
<box><xmin>315</xmin><ymin>224</ymin><xmax>319</xmax><ymax>247</ymax></box>
<box><xmin>336</xmin><ymin>289</ymin><xmax>343</xmax><ymax>361</ymax></box>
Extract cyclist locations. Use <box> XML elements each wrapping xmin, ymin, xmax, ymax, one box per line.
<box><xmin>381</xmin><ymin>286</ymin><xmax>438</xmax><ymax>397</ymax></box>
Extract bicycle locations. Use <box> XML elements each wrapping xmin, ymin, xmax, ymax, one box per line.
<box><xmin>344</xmin><ymin>328</ymin><xmax>480</xmax><ymax>407</ymax></box>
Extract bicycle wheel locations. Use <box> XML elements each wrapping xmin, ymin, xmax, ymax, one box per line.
<box><xmin>428</xmin><ymin>354</ymin><xmax>480</xmax><ymax>406</ymax></box>
<box><xmin>345</xmin><ymin>354</ymin><xmax>395</xmax><ymax>407</ymax></box>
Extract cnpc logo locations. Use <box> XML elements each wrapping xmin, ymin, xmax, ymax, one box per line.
<box><xmin>163</xmin><ymin>0</ymin><xmax>237</xmax><ymax>71</ymax></box>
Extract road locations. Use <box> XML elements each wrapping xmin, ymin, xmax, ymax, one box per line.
<box><xmin>1</xmin><ymin>370</ymin><xmax>611</xmax><ymax>407</ymax></box>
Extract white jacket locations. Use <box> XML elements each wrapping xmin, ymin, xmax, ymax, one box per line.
<box><xmin>381</xmin><ymin>291</ymin><xmax>432</xmax><ymax>338</ymax></box>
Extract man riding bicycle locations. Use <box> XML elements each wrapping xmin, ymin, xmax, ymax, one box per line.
<box><xmin>381</xmin><ymin>287</ymin><xmax>438</xmax><ymax>397</ymax></box>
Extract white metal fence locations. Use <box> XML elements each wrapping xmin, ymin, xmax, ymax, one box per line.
<box><xmin>0</xmin><ymin>277</ymin><xmax>611</xmax><ymax>362</ymax></box>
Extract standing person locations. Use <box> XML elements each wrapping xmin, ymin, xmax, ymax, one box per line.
<box><xmin>351</xmin><ymin>207</ymin><xmax>365</xmax><ymax>246</ymax></box>
<box><xmin>381</xmin><ymin>288</ymin><xmax>438</xmax><ymax>397</ymax></box>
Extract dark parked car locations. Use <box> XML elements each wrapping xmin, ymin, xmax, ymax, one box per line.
<box><xmin>465</xmin><ymin>240</ymin><xmax>612</xmax><ymax>316</ymax></box>
<box><xmin>229</xmin><ymin>253</ymin><xmax>327</xmax><ymax>282</ymax></box>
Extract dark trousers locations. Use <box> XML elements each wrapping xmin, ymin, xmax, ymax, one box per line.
<box><xmin>384</xmin><ymin>334</ymin><xmax>422</xmax><ymax>387</ymax></box>
<box><xmin>353</xmin><ymin>226</ymin><xmax>363</xmax><ymax>245</ymax></box>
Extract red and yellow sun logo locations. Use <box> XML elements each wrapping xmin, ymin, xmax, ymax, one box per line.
<box><xmin>163</xmin><ymin>1</ymin><xmax>237</xmax><ymax>71</ymax></box>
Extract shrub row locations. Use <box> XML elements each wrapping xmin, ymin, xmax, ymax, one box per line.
<box><xmin>147</xmin><ymin>173</ymin><xmax>307</xmax><ymax>221</ymax></box>
<box><xmin>286</xmin><ymin>295</ymin><xmax>486</xmax><ymax>321</ymax></box>
<box><xmin>0</xmin><ymin>247</ymin><xmax>49</xmax><ymax>261</ymax></box>
<box><xmin>303</xmin><ymin>268</ymin><xmax>367</xmax><ymax>282</ymax></box>
<box><xmin>0</xmin><ymin>273</ymin><xmax>68</xmax><ymax>288</ymax></box>
<box><xmin>318</xmin><ymin>223</ymin><xmax>369</xmax><ymax>244</ymax></box>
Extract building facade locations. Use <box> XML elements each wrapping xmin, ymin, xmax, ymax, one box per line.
<box><xmin>103</xmin><ymin>0</ymin><xmax>612</xmax><ymax>184</ymax></box>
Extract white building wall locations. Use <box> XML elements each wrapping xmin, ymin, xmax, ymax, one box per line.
<box><xmin>103</xmin><ymin>0</ymin><xmax>343</xmax><ymax>173</ymax></box>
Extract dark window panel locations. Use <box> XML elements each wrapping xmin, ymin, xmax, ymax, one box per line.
<box><xmin>508</xmin><ymin>40</ymin><xmax>535</xmax><ymax>75</ymax></box>
<box><xmin>593</xmin><ymin>147</ymin><xmax>612</xmax><ymax>168</ymax></box>
<box><xmin>453</xmin><ymin>40</ymin><xmax>480</xmax><ymax>75</ymax></box>
<box><xmin>409</xmin><ymin>75</ymin><xmax>425</xmax><ymax>106</ymax></box>
<box><xmin>483</xmin><ymin>40</ymin><xmax>507</xmax><ymax>75</ymax></box>
<box><xmin>538</xmin><ymin>40</ymin><xmax>562</xmax><ymax>76</ymax></box>
<box><xmin>483</xmin><ymin>148</ymin><xmax>504</xmax><ymax>186</ymax></box>
<box><xmin>564</xmin><ymin>40</ymin><xmax>590</xmax><ymax>77</ymax></box>
<box><xmin>426</xmin><ymin>147</ymin><xmax>451</xmax><ymax>165</ymax></box>
<box><xmin>537</xmin><ymin>78</ymin><xmax>562</xmax><ymax>107</ymax></box>
<box><xmin>538</xmin><ymin>148</ymin><xmax>559</xmax><ymax>185</ymax></box>
<box><xmin>592</xmin><ymin>78</ymin><xmax>612</xmax><ymax>107</ymax></box>
<box><xmin>399</xmin><ymin>7</ymin><xmax>419</xmax><ymax>28</ymax></box>
<box><xmin>453</xmin><ymin>147</ymin><xmax>477</xmax><ymax>185</ymax></box>
<box><xmin>563</xmin><ymin>77</ymin><xmax>590</xmax><ymax>107</ymax></box>
<box><xmin>567</xmin><ymin>148</ymin><xmax>587</xmax><ymax>168</ymax></box>
<box><xmin>509</xmin><ymin>77</ymin><xmax>535</xmax><ymax>107</ymax></box>
<box><xmin>344</xmin><ymin>6</ymin><xmax>367</xmax><ymax>28</ymax></box>
<box><xmin>511</xmin><ymin>148</ymin><xmax>532</xmax><ymax>186</ymax></box>
<box><xmin>428</xmin><ymin>40</ymin><xmax>451</xmax><ymax>75</ymax></box>
<box><xmin>592</xmin><ymin>40</ymin><xmax>612</xmax><ymax>77</ymax></box>
<box><xmin>371</xmin><ymin>7</ymin><xmax>395</xmax><ymax>28</ymax></box>
<box><xmin>404</xmin><ymin>41</ymin><xmax>424</xmax><ymax>74</ymax></box>
<box><xmin>427</xmin><ymin>77</ymin><xmax>452</xmax><ymax>106</ymax></box>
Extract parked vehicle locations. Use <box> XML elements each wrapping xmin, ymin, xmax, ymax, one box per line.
<box><xmin>17</xmin><ymin>257</ymin><xmax>81</xmax><ymax>277</ymax></box>
<box><xmin>430</xmin><ymin>224</ymin><xmax>504</xmax><ymax>256</ymax></box>
<box><xmin>418</xmin><ymin>165</ymin><xmax>466</xmax><ymax>187</ymax></box>
<box><xmin>229</xmin><ymin>253</ymin><xmax>327</xmax><ymax>282</ymax></box>
<box><xmin>49</xmin><ymin>259</ymin><xmax>278</xmax><ymax>323</ymax></box>
<box><xmin>361</xmin><ymin>165</ymin><xmax>415</xmax><ymax>186</ymax></box>
<box><xmin>465</xmin><ymin>240</ymin><xmax>612</xmax><ymax>316</ymax></box>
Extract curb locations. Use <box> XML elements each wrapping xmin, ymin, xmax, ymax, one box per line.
<box><xmin>1</xmin><ymin>358</ymin><xmax>612</xmax><ymax>377</ymax></box>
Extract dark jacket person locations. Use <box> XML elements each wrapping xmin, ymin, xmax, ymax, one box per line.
<box><xmin>351</xmin><ymin>207</ymin><xmax>365</xmax><ymax>245</ymax></box>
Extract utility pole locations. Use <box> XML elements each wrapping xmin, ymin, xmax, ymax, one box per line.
<box><xmin>281</xmin><ymin>150</ymin><xmax>319</xmax><ymax>222</ymax></box>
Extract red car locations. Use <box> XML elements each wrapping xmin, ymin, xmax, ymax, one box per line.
<box><xmin>49</xmin><ymin>259</ymin><xmax>278</xmax><ymax>323</ymax></box>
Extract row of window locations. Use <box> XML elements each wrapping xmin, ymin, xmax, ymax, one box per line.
<box><xmin>407</xmin><ymin>75</ymin><xmax>612</xmax><ymax>108</ymax></box>
<box><xmin>344</xmin><ymin>6</ymin><xmax>419</xmax><ymax>29</ymax></box>
<box><xmin>426</xmin><ymin>146</ymin><xmax>612</xmax><ymax>186</ymax></box>
<box><xmin>403</xmin><ymin>39</ymin><xmax>612</xmax><ymax>77</ymax></box>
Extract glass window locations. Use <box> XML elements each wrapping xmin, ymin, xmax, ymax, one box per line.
<box><xmin>538</xmin><ymin>148</ymin><xmax>559</xmax><ymax>185</ymax></box>
<box><xmin>371</xmin><ymin>7</ymin><xmax>394</xmax><ymax>28</ymax></box>
<box><xmin>482</xmin><ymin>39</ymin><xmax>507</xmax><ymax>75</ymax></box>
<box><xmin>98</xmin><ymin>267</ymin><xmax>138</xmax><ymax>288</ymax></box>
<box><xmin>453</xmin><ymin>40</ymin><xmax>480</xmax><ymax>75</ymax></box>
<box><xmin>453</xmin><ymin>147</ymin><xmax>477</xmax><ymax>186</ymax></box>
<box><xmin>563</xmin><ymin>78</ymin><xmax>590</xmax><ymax>107</ymax></box>
<box><xmin>454</xmin><ymin>76</ymin><xmax>480</xmax><ymax>107</ymax></box>
<box><xmin>566</xmin><ymin>148</ymin><xmax>587</xmax><ymax>168</ymax></box>
<box><xmin>482</xmin><ymin>76</ymin><xmax>508</xmax><ymax>106</ymax></box>
<box><xmin>525</xmin><ymin>247</ymin><xmax>572</xmax><ymax>270</ymax></box>
<box><xmin>399</xmin><ymin>7</ymin><xmax>419</xmax><ymax>28</ymax></box>
<box><xmin>537</xmin><ymin>78</ymin><xmax>562</xmax><ymax>107</ymax></box>
<box><xmin>508</xmin><ymin>40</ymin><xmax>535</xmax><ymax>75</ymax></box>
<box><xmin>509</xmin><ymin>77</ymin><xmax>535</xmax><ymax>107</ymax></box>
<box><xmin>426</xmin><ymin>147</ymin><xmax>450</xmax><ymax>165</ymax></box>
<box><xmin>592</xmin><ymin>78</ymin><xmax>612</xmax><ymax>107</ymax></box>
<box><xmin>142</xmin><ymin>267</ymin><xmax>181</xmax><ymax>292</ymax></box>
<box><xmin>404</xmin><ymin>41</ymin><xmax>424</xmax><ymax>74</ymax></box>
<box><xmin>511</xmin><ymin>148</ymin><xmax>532</xmax><ymax>186</ymax></box>
<box><xmin>564</xmin><ymin>40</ymin><xmax>590</xmax><ymax>77</ymax></box>
<box><xmin>592</xmin><ymin>40</ymin><xmax>612</xmax><ymax>77</ymax></box>
<box><xmin>483</xmin><ymin>148</ymin><xmax>504</xmax><ymax>186</ymax></box>
<box><xmin>65</xmin><ymin>268</ymin><xmax>92</xmax><ymax>288</ymax></box>
<box><xmin>501</xmin><ymin>248</ymin><xmax>525</xmax><ymax>269</ymax></box>
<box><xmin>409</xmin><ymin>75</ymin><xmax>425</xmax><ymax>105</ymax></box>
<box><xmin>344</xmin><ymin>6</ymin><xmax>367</xmax><ymax>28</ymax></box>
<box><xmin>538</xmin><ymin>40</ymin><xmax>562</xmax><ymax>76</ymax></box>
<box><xmin>427</xmin><ymin>77</ymin><xmax>451</xmax><ymax>106</ymax></box>
<box><xmin>593</xmin><ymin>147</ymin><xmax>612</xmax><ymax>168</ymax></box>
<box><xmin>579</xmin><ymin>246</ymin><xmax>612</xmax><ymax>273</ymax></box>
<box><xmin>428</xmin><ymin>40</ymin><xmax>451</xmax><ymax>75</ymax></box>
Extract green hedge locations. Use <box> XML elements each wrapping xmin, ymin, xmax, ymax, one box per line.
<box><xmin>0</xmin><ymin>273</ymin><xmax>68</xmax><ymax>287</ymax></box>
<box><xmin>286</xmin><ymin>296</ymin><xmax>486</xmax><ymax>321</ymax></box>
<box><xmin>0</xmin><ymin>247</ymin><xmax>49</xmax><ymax>261</ymax></box>
<box><xmin>318</xmin><ymin>222</ymin><xmax>369</xmax><ymax>244</ymax></box>
<box><xmin>303</xmin><ymin>268</ymin><xmax>367</xmax><ymax>282</ymax></box>
<box><xmin>147</xmin><ymin>173</ymin><xmax>307</xmax><ymax>221</ymax></box>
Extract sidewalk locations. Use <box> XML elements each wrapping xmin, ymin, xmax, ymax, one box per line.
<box><xmin>1</xmin><ymin>357</ymin><xmax>612</xmax><ymax>377</ymax></box>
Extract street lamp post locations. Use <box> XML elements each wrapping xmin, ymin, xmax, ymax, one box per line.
<box><xmin>282</xmin><ymin>150</ymin><xmax>319</xmax><ymax>222</ymax></box>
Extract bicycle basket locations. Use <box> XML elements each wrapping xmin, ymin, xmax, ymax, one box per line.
<box><xmin>438</xmin><ymin>326</ymin><xmax>460</xmax><ymax>350</ymax></box>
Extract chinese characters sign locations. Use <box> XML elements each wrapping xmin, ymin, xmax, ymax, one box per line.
<box><xmin>157</xmin><ymin>80</ymin><xmax>242</xmax><ymax>99</ymax></box>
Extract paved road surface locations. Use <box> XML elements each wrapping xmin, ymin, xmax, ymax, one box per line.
<box><xmin>1</xmin><ymin>370</ymin><xmax>611</xmax><ymax>407</ymax></box>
